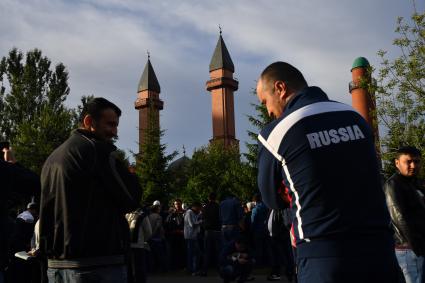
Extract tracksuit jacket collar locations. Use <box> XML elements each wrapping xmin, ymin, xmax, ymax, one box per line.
<box><xmin>280</xmin><ymin>86</ymin><xmax>330</xmax><ymax>120</ymax></box>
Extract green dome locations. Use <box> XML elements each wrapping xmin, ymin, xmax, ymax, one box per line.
<box><xmin>351</xmin><ymin>57</ymin><xmax>370</xmax><ymax>71</ymax></box>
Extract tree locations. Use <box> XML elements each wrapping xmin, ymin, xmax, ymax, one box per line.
<box><xmin>244</xmin><ymin>89</ymin><xmax>274</xmax><ymax>192</ymax></box>
<box><xmin>374</xmin><ymin>6</ymin><xmax>425</xmax><ymax>177</ymax></box>
<box><xmin>167</xmin><ymin>148</ymin><xmax>191</xmax><ymax>202</ymax></box>
<box><xmin>0</xmin><ymin>48</ymin><xmax>76</xmax><ymax>173</ymax></box>
<box><xmin>75</xmin><ymin>94</ymin><xmax>95</xmax><ymax>122</ymax></box>
<box><xmin>182</xmin><ymin>141</ymin><xmax>254</xmax><ymax>204</ymax></box>
<box><xmin>135</xmin><ymin>106</ymin><xmax>177</xmax><ymax>205</ymax></box>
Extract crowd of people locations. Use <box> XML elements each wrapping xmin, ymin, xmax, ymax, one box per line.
<box><xmin>2</xmin><ymin>191</ymin><xmax>295</xmax><ymax>283</ymax></box>
<box><xmin>1</xmin><ymin>61</ymin><xmax>424</xmax><ymax>283</ymax></box>
<box><xmin>125</xmin><ymin>193</ymin><xmax>295</xmax><ymax>282</ymax></box>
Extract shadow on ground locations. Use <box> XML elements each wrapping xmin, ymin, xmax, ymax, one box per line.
<box><xmin>149</xmin><ymin>268</ymin><xmax>292</xmax><ymax>283</ymax></box>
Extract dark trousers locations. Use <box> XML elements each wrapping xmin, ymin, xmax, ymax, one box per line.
<box><xmin>148</xmin><ymin>239</ymin><xmax>167</xmax><ymax>272</ymax></box>
<box><xmin>222</xmin><ymin>227</ymin><xmax>240</xmax><ymax>247</ymax></box>
<box><xmin>253</xmin><ymin>232</ymin><xmax>270</xmax><ymax>266</ymax></box>
<box><xmin>202</xmin><ymin>230</ymin><xmax>222</xmax><ymax>273</ymax></box>
<box><xmin>130</xmin><ymin>248</ymin><xmax>147</xmax><ymax>283</ymax></box>
<box><xmin>167</xmin><ymin>234</ymin><xmax>185</xmax><ymax>270</ymax></box>
<box><xmin>269</xmin><ymin>236</ymin><xmax>295</xmax><ymax>278</ymax></box>
<box><xmin>5</xmin><ymin>256</ymin><xmax>46</xmax><ymax>283</ymax></box>
<box><xmin>220</xmin><ymin>262</ymin><xmax>253</xmax><ymax>283</ymax></box>
<box><xmin>6</xmin><ymin>258</ymin><xmax>31</xmax><ymax>283</ymax></box>
<box><xmin>297</xmin><ymin>254</ymin><xmax>401</xmax><ymax>283</ymax></box>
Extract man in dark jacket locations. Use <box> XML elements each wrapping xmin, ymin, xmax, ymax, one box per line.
<box><xmin>39</xmin><ymin>97</ymin><xmax>142</xmax><ymax>283</ymax></box>
<box><xmin>384</xmin><ymin>146</ymin><xmax>425</xmax><ymax>283</ymax></box>
<box><xmin>256</xmin><ymin>62</ymin><xmax>399</xmax><ymax>283</ymax></box>
<box><xmin>220</xmin><ymin>195</ymin><xmax>243</xmax><ymax>247</ymax></box>
<box><xmin>165</xmin><ymin>199</ymin><xmax>185</xmax><ymax>270</ymax></box>
<box><xmin>200</xmin><ymin>192</ymin><xmax>221</xmax><ymax>276</ymax></box>
<box><xmin>250</xmin><ymin>193</ymin><xmax>269</xmax><ymax>266</ymax></box>
<box><xmin>0</xmin><ymin>148</ymin><xmax>40</xmax><ymax>283</ymax></box>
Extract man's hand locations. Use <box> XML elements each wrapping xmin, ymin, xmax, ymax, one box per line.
<box><xmin>3</xmin><ymin>148</ymin><xmax>17</xmax><ymax>164</ymax></box>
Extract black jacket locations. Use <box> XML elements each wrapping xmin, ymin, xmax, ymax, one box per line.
<box><xmin>384</xmin><ymin>173</ymin><xmax>425</xmax><ymax>256</ymax></box>
<box><xmin>0</xmin><ymin>160</ymin><xmax>40</xmax><ymax>268</ymax></box>
<box><xmin>203</xmin><ymin>201</ymin><xmax>220</xmax><ymax>231</ymax></box>
<box><xmin>39</xmin><ymin>129</ymin><xmax>142</xmax><ymax>260</ymax></box>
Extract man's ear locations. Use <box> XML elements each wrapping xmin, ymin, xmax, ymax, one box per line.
<box><xmin>274</xmin><ymin>81</ymin><xmax>288</xmax><ymax>101</ymax></box>
<box><xmin>83</xmin><ymin>115</ymin><xmax>94</xmax><ymax>130</ymax></box>
<box><xmin>394</xmin><ymin>158</ymin><xmax>400</xmax><ymax>168</ymax></box>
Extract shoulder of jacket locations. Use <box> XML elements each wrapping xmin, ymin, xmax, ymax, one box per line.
<box><xmin>385</xmin><ymin>174</ymin><xmax>407</xmax><ymax>192</ymax></box>
<box><xmin>386</xmin><ymin>173</ymin><xmax>402</xmax><ymax>185</ymax></box>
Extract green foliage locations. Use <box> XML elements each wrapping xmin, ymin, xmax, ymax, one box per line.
<box><xmin>167</xmin><ymin>153</ymin><xmax>191</xmax><ymax>203</ymax></box>
<box><xmin>115</xmin><ymin>148</ymin><xmax>131</xmax><ymax>168</ymax></box>
<box><xmin>135</xmin><ymin>106</ymin><xmax>177</xmax><ymax>205</ymax></box>
<box><xmin>0</xmin><ymin>48</ymin><xmax>76</xmax><ymax>173</ymax></box>
<box><xmin>182</xmin><ymin>141</ymin><xmax>254</xmax><ymax>204</ymax></box>
<box><xmin>75</xmin><ymin>95</ymin><xmax>95</xmax><ymax>122</ymax></box>
<box><xmin>374</xmin><ymin>7</ymin><xmax>425</xmax><ymax>177</ymax></box>
<box><xmin>243</xmin><ymin>89</ymin><xmax>274</xmax><ymax>191</ymax></box>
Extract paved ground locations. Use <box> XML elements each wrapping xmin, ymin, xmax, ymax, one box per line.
<box><xmin>149</xmin><ymin>268</ymin><xmax>292</xmax><ymax>283</ymax></box>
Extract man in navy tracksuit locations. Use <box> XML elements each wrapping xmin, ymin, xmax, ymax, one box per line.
<box><xmin>256</xmin><ymin>62</ymin><xmax>400</xmax><ymax>283</ymax></box>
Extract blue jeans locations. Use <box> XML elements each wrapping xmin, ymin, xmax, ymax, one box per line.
<box><xmin>0</xmin><ymin>271</ymin><xmax>4</xmax><ymax>283</ymax></box>
<box><xmin>47</xmin><ymin>265</ymin><xmax>127</xmax><ymax>283</ymax></box>
<box><xmin>396</xmin><ymin>249</ymin><xmax>424</xmax><ymax>283</ymax></box>
<box><xmin>186</xmin><ymin>239</ymin><xmax>200</xmax><ymax>273</ymax></box>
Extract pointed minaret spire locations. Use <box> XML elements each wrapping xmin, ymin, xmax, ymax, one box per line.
<box><xmin>206</xmin><ymin>31</ymin><xmax>239</xmax><ymax>148</ymax></box>
<box><xmin>135</xmin><ymin>54</ymin><xmax>163</xmax><ymax>154</ymax></box>
<box><xmin>137</xmin><ymin>54</ymin><xmax>160</xmax><ymax>93</ymax></box>
<box><xmin>209</xmin><ymin>29</ymin><xmax>235</xmax><ymax>73</ymax></box>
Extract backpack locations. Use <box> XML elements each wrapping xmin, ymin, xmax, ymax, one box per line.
<box><xmin>125</xmin><ymin>208</ymin><xmax>147</xmax><ymax>243</ymax></box>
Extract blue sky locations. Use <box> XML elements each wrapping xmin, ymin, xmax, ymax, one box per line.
<box><xmin>0</xmin><ymin>0</ymin><xmax>420</xmax><ymax>161</ymax></box>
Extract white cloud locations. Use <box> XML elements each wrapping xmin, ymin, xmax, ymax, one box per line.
<box><xmin>0</xmin><ymin>0</ymin><xmax>418</xmax><ymax>159</ymax></box>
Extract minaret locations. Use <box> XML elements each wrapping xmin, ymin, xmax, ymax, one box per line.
<box><xmin>206</xmin><ymin>30</ymin><xmax>239</xmax><ymax>148</ymax></box>
<box><xmin>349</xmin><ymin>57</ymin><xmax>380</xmax><ymax>155</ymax></box>
<box><xmin>135</xmin><ymin>54</ymin><xmax>163</xmax><ymax>153</ymax></box>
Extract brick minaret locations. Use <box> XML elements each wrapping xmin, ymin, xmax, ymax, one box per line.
<box><xmin>135</xmin><ymin>55</ymin><xmax>163</xmax><ymax>153</ymax></box>
<box><xmin>206</xmin><ymin>32</ymin><xmax>239</xmax><ymax>148</ymax></box>
<box><xmin>349</xmin><ymin>57</ymin><xmax>380</xmax><ymax>155</ymax></box>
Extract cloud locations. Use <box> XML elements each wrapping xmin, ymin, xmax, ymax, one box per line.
<box><xmin>0</xmin><ymin>0</ymin><xmax>418</xmax><ymax>160</ymax></box>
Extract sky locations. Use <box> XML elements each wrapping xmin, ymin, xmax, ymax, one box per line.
<box><xmin>0</xmin><ymin>0</ymin><xmax>420</xmax><ymax>161</ymax></box>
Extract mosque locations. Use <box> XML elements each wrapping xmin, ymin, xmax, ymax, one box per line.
<box><xmin>133</xmin><ymin>32</ymin><xmax>378</xmax><ymax>161</ymax></box>
<box><xmin>134</xmin><ymin>31</ymin><xmax>239</xmax><ymax>158</ymax></box>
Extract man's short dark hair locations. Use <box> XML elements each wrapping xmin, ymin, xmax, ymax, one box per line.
<box><xmin>396</xmin><ymin>146</ymin><xmax>421</xmax><ymax>159</ymax></box>
<box><xmin>260</xmin><ymin>61</ymin><xmax>308</xmax><ymax>92</ymax></box>
<box><xmin>253</xmin><ymin>193</ymin><xmax>262</xmax><ymax>203</ymax></box>
<box><xmin>191</xmin><ymin>201</ymin><xmax>201</xmax><ymax>208</ymax></box>
<box><xmin>79</xmin><ymin>97</ymin><xmax>121</xmax><ymax>124</ymax></box>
